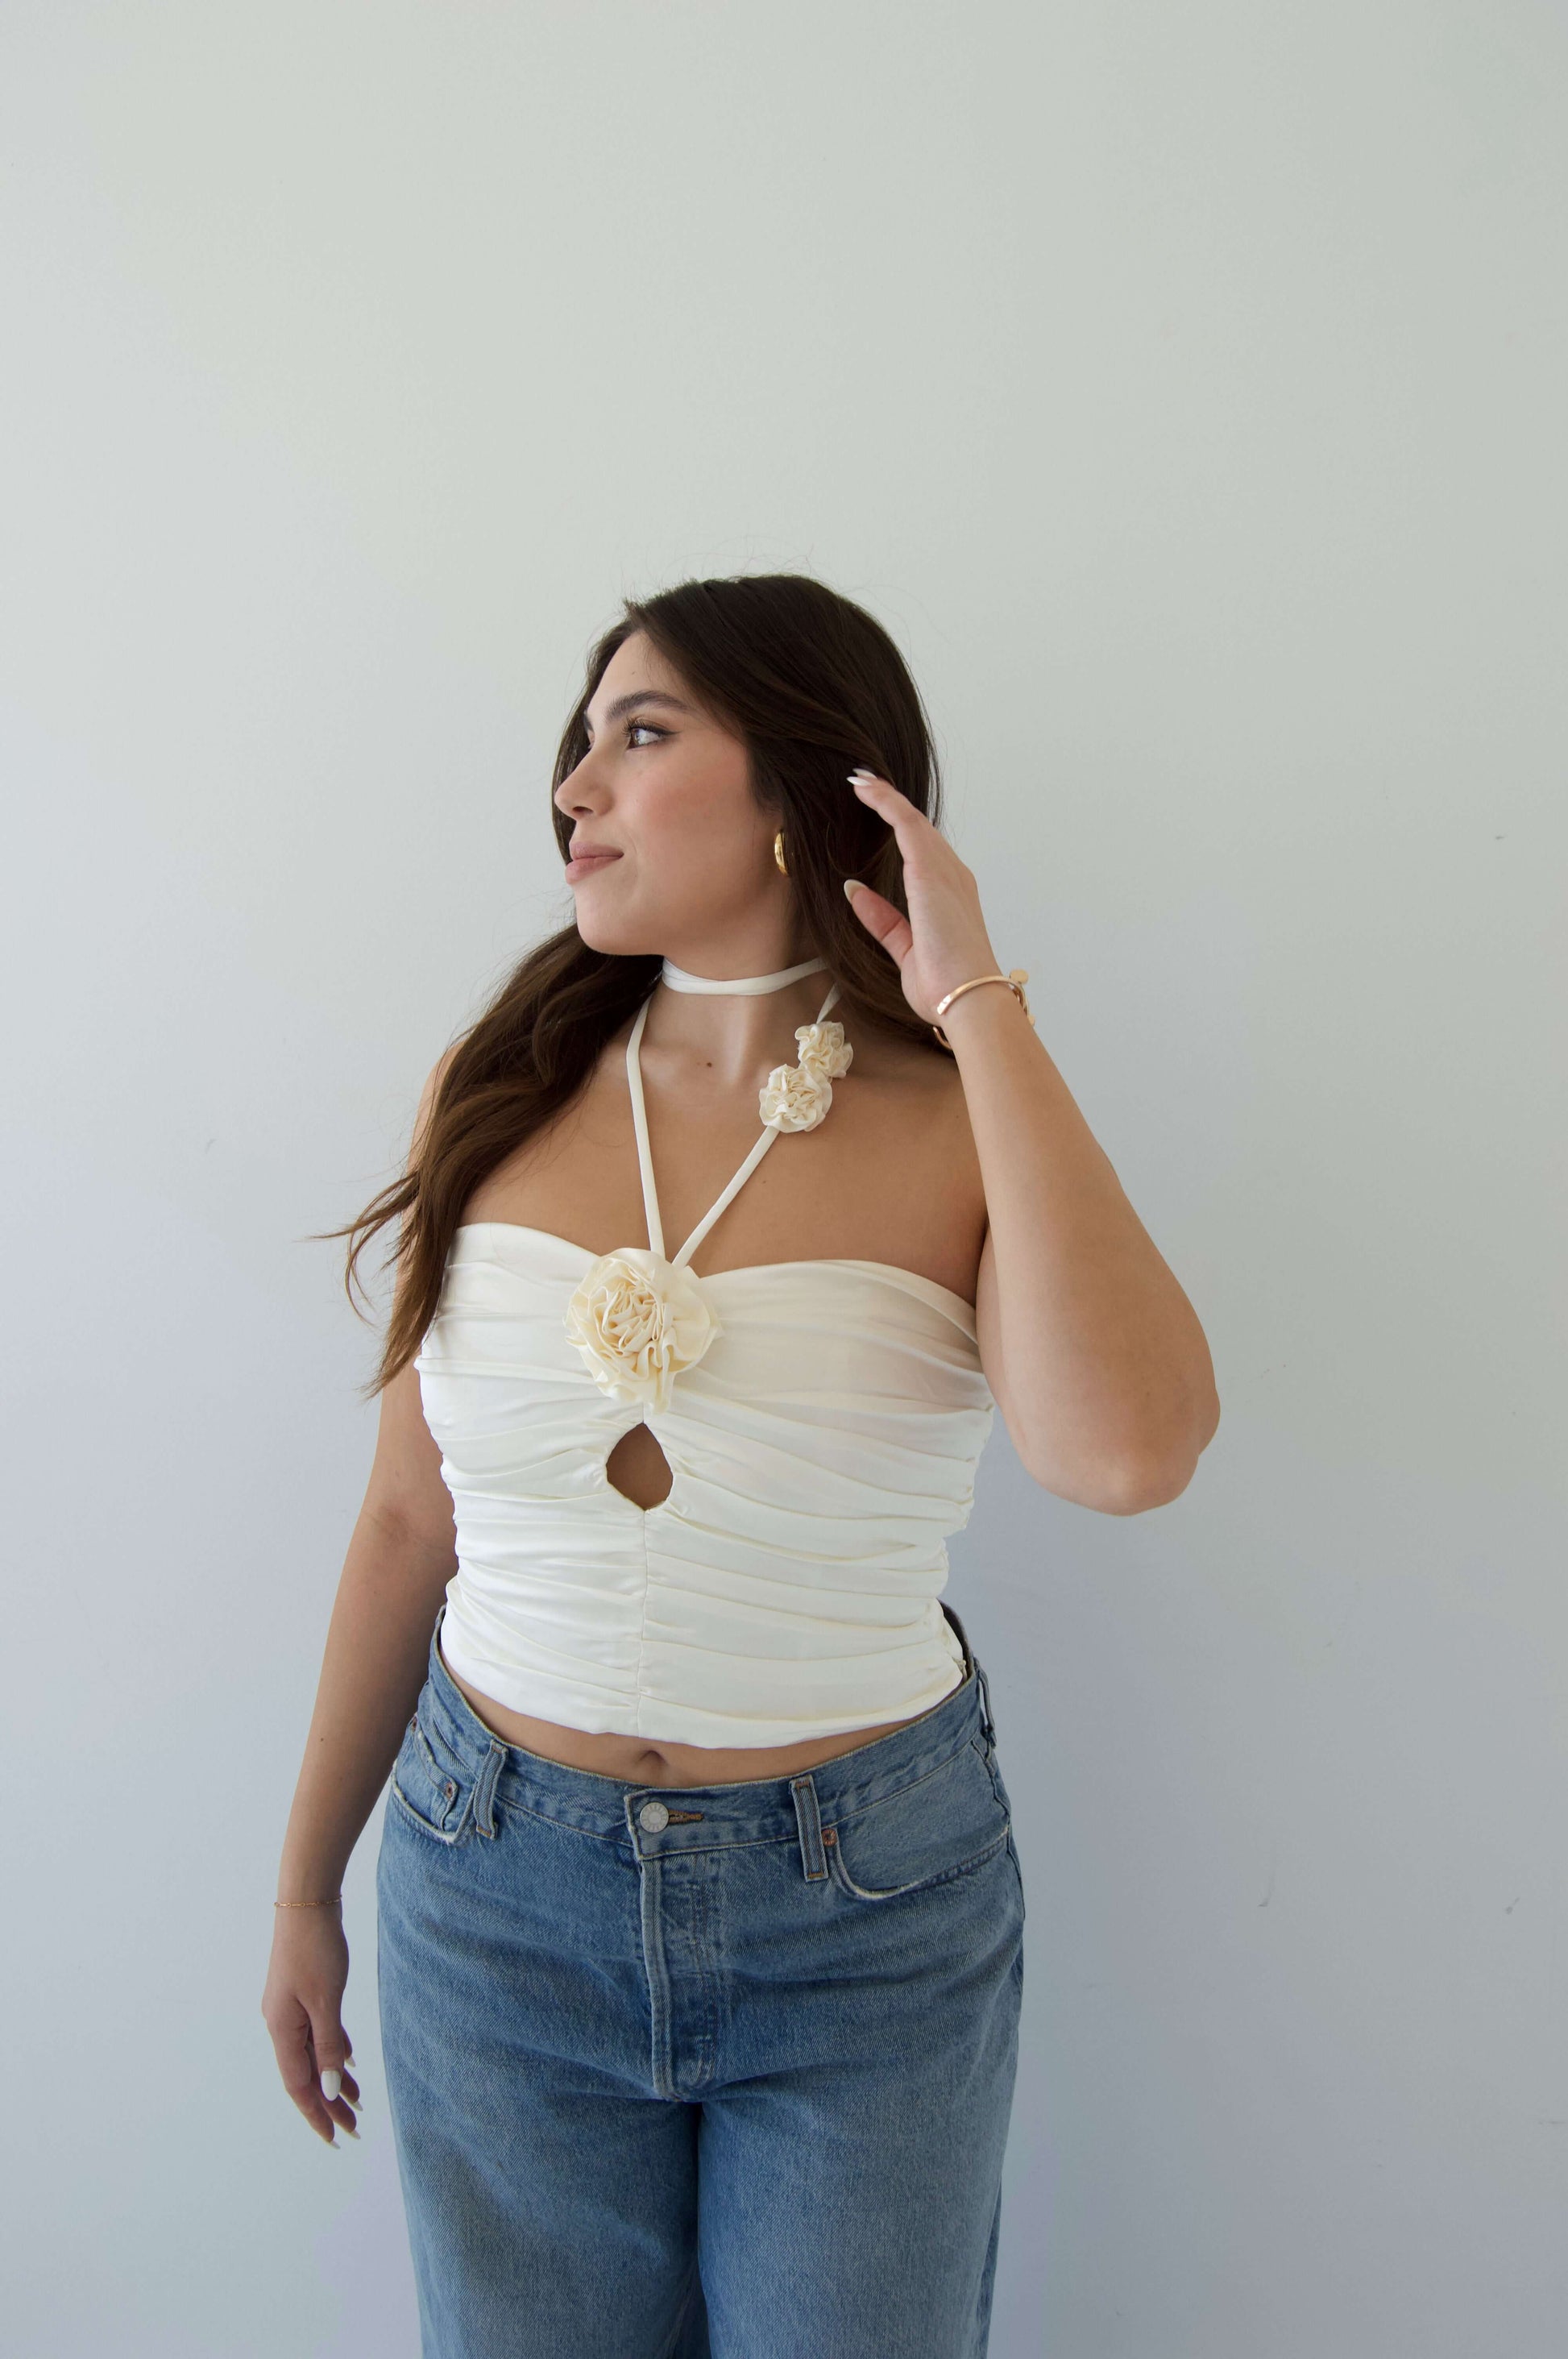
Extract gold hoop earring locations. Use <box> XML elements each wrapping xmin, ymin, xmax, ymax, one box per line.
<box><xmin>773</xmin><ymin>830</ymin><xmax>789</xmax><ymax>876</ymax></box>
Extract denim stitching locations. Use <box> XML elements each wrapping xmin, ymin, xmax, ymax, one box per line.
<box><xmin>826</xmin><ymin>1821</ymin><xmax>1012</xmax><ymax>1903</ymax></box>
<box><xmin>1004</xmin><ymin>1832</ymin><xmax>1027</xmax><ymax>1919</ymax></box>
<box><xmin>487</xmin><ymin>1796</ymin><xmax>637</xmax><ymax>1848</ymax></box>
<box><xmin>389</xmin><ymin>1773</ymin><xmax>471</xmax><ymax>1846</ymax></box>
<box><xmin>476</xmin><ymin>1721</ymin><xmax>998</xmax><ymax>1852</ymax></box>
<box><xmin>410</xmin><ymin>1717</ymin><xmax>448</xmax><ymax>1794</ymax></box>
<box><xmin>824</xmin><ymin>1731</ymin><xmax>1001</xmax><ymax>1839</ymax></box>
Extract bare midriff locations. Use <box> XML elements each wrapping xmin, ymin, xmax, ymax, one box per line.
<box><xmin>438</xmin><ymin>1634</ymin><xmax>936</xmax><ymax>1788</ymax></box>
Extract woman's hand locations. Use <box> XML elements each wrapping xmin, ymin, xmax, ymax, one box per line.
<box><xmin>841</xmin><ymin>770</ymin><xmax>1005</xmax><ymax>1027</ymax></box>
<box><xmin>262</xmin><ymin>1909</ymin><xmax>363</xmax><ymax>2147</ymax></box>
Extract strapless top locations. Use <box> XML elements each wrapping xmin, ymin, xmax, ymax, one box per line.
<box><xmin>414</xmin><ymin>978</ymin><xmax>996</xmax><ymax>1746</ymax></box>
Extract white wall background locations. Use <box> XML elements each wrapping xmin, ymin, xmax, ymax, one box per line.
<box><xmin>3</xmin><ymin>5</ymin><xmax>1563</xmax><ymax>2353</ymax></box>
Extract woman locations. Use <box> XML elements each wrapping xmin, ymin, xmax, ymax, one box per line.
<box><xmin>262</xmin><ymin>572</ymin><xmax>1220</xmax><ymax>2357</ymax></box>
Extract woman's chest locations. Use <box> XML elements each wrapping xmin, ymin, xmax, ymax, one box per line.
<box><xmin>463</xmin><ymin>1049</ymin><xmax>989</xmax><ymax>1306</ymax></box>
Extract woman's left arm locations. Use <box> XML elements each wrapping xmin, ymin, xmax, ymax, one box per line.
<box><xmin>844</xmin><ymin>770</ymin><xmax>1221</xmax><ymax>1516</ymax></box>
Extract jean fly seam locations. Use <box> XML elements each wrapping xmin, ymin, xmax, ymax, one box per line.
<box><xmin>637</xmin><ymin>1850</ymin><xmax>678</xmax><ymax>2100</ymax></box>
<box><xmin>686</xmin><ymin>1861</ymin><xmax>720</xmax><ymax>2093</ymax></box>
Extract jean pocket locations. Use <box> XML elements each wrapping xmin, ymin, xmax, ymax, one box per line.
<box><xmin>388</xmin><ymin>1700</ymin><xmax>475</xmax><ymax>1846</ymax></box>
<box><xmin>824</xmin><ymin>1735</ymin><xmax>1012</xmax><ymax>1904</ymax></box>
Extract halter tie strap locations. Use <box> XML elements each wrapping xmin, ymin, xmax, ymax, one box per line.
<box><xmin>659</xmin><ymin>956</ymin><xmax>828</xmax><ymax>996</ymax></box>
<box><xmin>626</xmin><ymin>976</ymin><xmax>843</xmax><ymax>1268</ymax></box>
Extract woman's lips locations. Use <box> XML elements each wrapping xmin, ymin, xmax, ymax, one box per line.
<box><xmin>565</xmin><ymin>850</ymin><xmax>623</xmax><ymax>882</ymax></box>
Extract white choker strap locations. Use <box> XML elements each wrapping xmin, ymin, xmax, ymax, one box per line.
<box><xmin>659</xmin><ymin>955</ymin><xmax>828</xmax><ymax>996</ymax></box>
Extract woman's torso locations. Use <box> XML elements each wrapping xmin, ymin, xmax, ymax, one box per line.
<box><xmin>438</xmin><ymin>999</ymin><xmax>990</xmax><ymax>1786</ymax></box>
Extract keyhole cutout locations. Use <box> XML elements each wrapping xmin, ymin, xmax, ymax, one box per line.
<box><xmin>604</xmin><ymin>1420</ymin><xmax>674</xmax><ymax>1512</ymax></box>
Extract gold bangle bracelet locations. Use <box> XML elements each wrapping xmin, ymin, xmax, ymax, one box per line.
<box><xmin>931</xmin><ymin>969</ymin><xmax>1033</xmax><ymax>1051</ymax></box>
<box><xmin>275</xmin><ymin>1896</ymin><xmax>343</xmax><ymax>1908</ymax></box>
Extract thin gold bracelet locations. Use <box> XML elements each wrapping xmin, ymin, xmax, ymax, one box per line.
<box><xmin>931</xmin><ymin>969</ymin><xmax>1033</xmax><ymax>1051</ymax></box>
<box><xmin>275</xmin><ymin>1896</ymin><xmax>344</xmax><ymax>1908</ymax></box>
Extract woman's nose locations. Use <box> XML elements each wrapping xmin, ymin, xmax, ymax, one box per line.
<box><xmin>555</xmin><ymin>765</ymin><xmax>604</xmax><ymax>814</ymax></box>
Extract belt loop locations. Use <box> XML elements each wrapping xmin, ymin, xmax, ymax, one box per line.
<box><xmin>944</xmin><ymin>1601</ymin><xmax>985</xmax><ymax>1705</ymax></box>
<box><xmin>790</xmin><ymin>1774</ymin><xmax>828</xmax><ymax>1882</ymax></box>
<box><xmin>472</xmin><ymin>1738</ymin><xmax>506</xmax><ymax>1838</ymax></box>
<box><xmin>973</xmin><ymin>1657</ymin><xmax>998</xmax><ymax>1755</ymax></box>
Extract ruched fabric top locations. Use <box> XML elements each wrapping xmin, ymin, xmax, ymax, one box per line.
<box><xmin>415</xmin><ymin>978</ymin><xmax>996</xmax><ymax>1746</ymax></box>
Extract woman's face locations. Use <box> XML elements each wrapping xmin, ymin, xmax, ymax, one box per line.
<box><xmin>554</xmin><ymin>630</ymin><xmax>794</xmax><ymax>961</ymax></box>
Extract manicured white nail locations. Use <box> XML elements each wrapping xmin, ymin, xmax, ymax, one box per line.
<box><xmin>321</xmin><ymin>2068</ymin><xmax>342</xmax><ymax>2102</ymax></box>
<box><xmin>843</xmin><ymin>878</ymin><xmax>865</xmax><ymax>901</ymax></box>
<box><xmin>848</xmin><ymin>770</ymin><xmax>873</xmax><ymax>785</ymax></box>
<box><xmin>342</xmin><ymin>2122</ymin><xmax>361</xmax><ymax>2139</ymax></box>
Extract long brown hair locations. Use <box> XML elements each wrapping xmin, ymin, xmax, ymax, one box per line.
<box><xmin>317</xmin><ymin>571</ymin><xmax>950</xmax><ymax>1398</ymax></box>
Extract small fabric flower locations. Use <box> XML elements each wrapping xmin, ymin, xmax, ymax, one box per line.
<box><xmin>759</xmin><ymin>1020</ymin><xmax>854</xmax><ymax>1133</ymax></box>
<box><xmin>563</xmin><ymin>1248</ymin><xmax>721</xmax><ymax>1410</ymax></box>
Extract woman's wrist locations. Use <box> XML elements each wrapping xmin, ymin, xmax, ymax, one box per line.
<box><xmin>276</xmin><ymin>1840</ymin><xmax>353</xmax><ymax>1909</ymax></box>
<box><xmin>931</xmin><ymin>967</ymin><xmax>1035</xmax><ymax>1051</ymax></box>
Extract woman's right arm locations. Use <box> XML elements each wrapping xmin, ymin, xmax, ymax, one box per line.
<box><xmin>261</xmin><ymin>1053</ymin><xmax>460</xmax><ymax>2147</ymax></box>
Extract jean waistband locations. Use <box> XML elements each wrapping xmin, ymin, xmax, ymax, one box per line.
<box><xmin>412</xmin><ymin>1599</ymin><xmax>1000</xmax><ymax>1868</ymax></box>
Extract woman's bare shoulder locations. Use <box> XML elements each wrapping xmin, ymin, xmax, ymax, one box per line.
<box><xmin>844</xmin><ymin>1017</ymin><xmax>973</xmax><ymax>1121</ymax></box>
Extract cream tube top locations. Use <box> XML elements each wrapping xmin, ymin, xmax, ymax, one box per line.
<box><xmin>414</xmin><ymin>979</ymin><xmax>996</xmax><ymax>1746</ymax></box>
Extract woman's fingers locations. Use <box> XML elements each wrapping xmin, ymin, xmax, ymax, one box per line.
<box><xmin>843</xmin><ymin>878</ymin><xmax>914</xmax><ymax>970</ymax></box>
<box><xmin>263</xmin><ymin>1916</ymin><xmax>363</xmax><ymax>2145</ymax></box>
<box><xmin>270</xmin><ymin>1998</ymin><xmax>338</xmax><ymax>2143</ymax></box>
<box><xmin>308</xmin><ymin>2005</ymin><xmax>361</xmax><ymax>2142</ymax></box>
<box><xmin>266</xmin><ymin>1995</ymin><xmax>359</xmax><ymax>2143</ymax></box>
<box><xmin>844</xmin><ymin>770</ymin><xmax>1001</xmax><ymax>1023</ymax></box>
<box><xmin>326</xmin><ymin>2057</ymin><xmax>363</xmax><ymax>2125</ymax></box>
<box><xmin>848</xmin><ymin>768</ymin><xmax>933</xmax><ymax>837</ymax></box>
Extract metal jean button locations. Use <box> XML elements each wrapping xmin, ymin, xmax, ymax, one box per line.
<box><xmin>638</xmin><ymin>1800</ymin><xmax>670</xmax><ymax>1833</ymax></box>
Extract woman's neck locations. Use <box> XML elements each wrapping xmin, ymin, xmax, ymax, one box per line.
<box><xmin>659</xmin><ymin>953</ymin><xmax>827</xmax><ymax>995</ymax></box>
<box><xmin>643</xmin><ymin>947</ymin><xmax>835</xmax><ymax>1084</ymax></box>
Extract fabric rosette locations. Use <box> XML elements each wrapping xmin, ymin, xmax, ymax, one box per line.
<box><xmin>563</xmin><ymin>1246</ymin><xmax>721</xmax><ymax>1410</ymax></box>
<box><xmin>758</xmin><ymin>1020</ymin><xmax>854</xmax><ymax>1133</ymax></box>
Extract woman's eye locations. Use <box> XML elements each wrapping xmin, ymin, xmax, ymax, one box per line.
<box><xmin>581</xmin><ymin>720</ymin><xmax>666</xmax><ymax>755</ymax></box>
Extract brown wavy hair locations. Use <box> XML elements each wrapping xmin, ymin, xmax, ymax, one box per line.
<box><xmin>317</xmin><ymin>571</ymin><xmax>951</xmax><ymax>1398</ymax></box>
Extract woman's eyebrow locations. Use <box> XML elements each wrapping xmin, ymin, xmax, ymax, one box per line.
<box><xmin>584</xmin><ymin>689</ymin><xmax>698</xmax><ymax>733</ymax></box>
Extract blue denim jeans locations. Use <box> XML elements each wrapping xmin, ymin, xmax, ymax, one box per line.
<box><xmin>376</xmin><ymin>1601</ymin><xmax>1025</xmax><ymax>2358</ymax></box>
